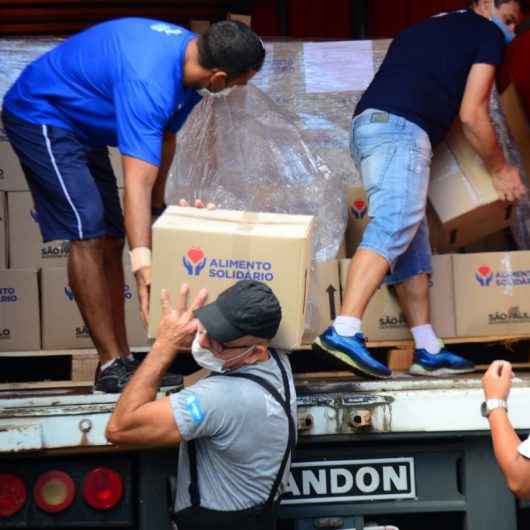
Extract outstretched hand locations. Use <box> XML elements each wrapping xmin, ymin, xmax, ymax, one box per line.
<box><xmin>156</xmin><ymin>284</ymin><xmax>208</xmax><ymax>353</ymax></box>
<box><xmin>482</xmin><ymin>360</ymin><xmax>513</xmax><ymax>401</ymax></box>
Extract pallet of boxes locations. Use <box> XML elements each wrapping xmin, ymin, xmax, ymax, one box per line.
<box><xmin>336</xmin><ymin>82</ymin><xmax>530</xmax><ymax>372</ymax></box>
<box><xmin>0</xmin><ymin>124</ymin><xmax>149</xmax><ymax>388</ymax></box>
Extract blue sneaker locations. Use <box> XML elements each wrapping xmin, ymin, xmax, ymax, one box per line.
<box><xmin>314</xmin><ymin>327</ymin><xmax>392</xmax><ymax>379</ymax></box>
<box><xmin>409</xmin><ymin>348</ymin><xmax>475</xmax><ymax>377</ymax></box>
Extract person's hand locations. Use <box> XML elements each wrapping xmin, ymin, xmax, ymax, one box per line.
<box><xmin>156</xmin><ymin>284</ymin><xmax>208</xmax><ymax>353</ymax></box>
<box><xmin>179</xmin><ymin>198</ymin><xmax>216</xmax><ymax>210</ymax></box>
<box><xmin>135</xmin><ymin>266</ymin><xmax>152</xmax><ymax>326</ymax></box>
<box><xmin>491</xmin><ymin>164</ymin><xmax>527</xmax><ymax>203</ymax></box>
<box><xmin>482</xmin><ymin>360</ymin><xmax>513</xmax><ymax>400</ymax></box>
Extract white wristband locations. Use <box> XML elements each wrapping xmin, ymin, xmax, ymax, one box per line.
<box><xmin>129</xmin><ymin>247</ymin><xmax>152</xmax><ymax>273</ymax></box>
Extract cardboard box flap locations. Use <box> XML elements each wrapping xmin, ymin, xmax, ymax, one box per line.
<box><xmin>429</xmin><ymin>143</ymin><xmax>469</xmax><ymax>222</ymax></box>
<box><xmin>156</xmin><ymin>207</ymin><xmax>314</xmax><ymax>238</ymax></box>
<box><xmin>445</xmin><ymin>121</ymin><xmax>499</xmax><ymax>205</ymax></box>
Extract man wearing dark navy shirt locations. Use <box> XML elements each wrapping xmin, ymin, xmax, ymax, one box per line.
<box><xmin>316</xmin><ymin>0</ymin><xmax>526</xmax><ymax>379</ymax></box>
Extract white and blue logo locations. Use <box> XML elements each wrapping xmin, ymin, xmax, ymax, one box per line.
<box><xmin>182</xmin><ymin>246</ymin><xmax>275</xmax><ymax>282</ymax></box>
<box><xmin>185</xmin><ymin>394</ymin><xmax>205</xmax><ymax>424</ymax></box>
<box><xmin>150</xmin><ymin>23</ymin><xmax>183</xmax><ymax>36</ymax></box>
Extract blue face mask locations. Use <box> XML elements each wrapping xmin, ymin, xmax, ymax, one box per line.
<box><xmin>492</xmin><ymin>15</ymin><xmax>515</xmax><ymax>44</ymax></box>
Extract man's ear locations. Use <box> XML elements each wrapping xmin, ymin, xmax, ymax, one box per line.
<box><xmin>208</xmin><ymin>70</ymin><xmax>229</xmax><ymax>90</ymax></box>
<box><xmin>476</xmin><ymin>0</ymin><xmax>494</xmax><ymax>19</ymax></box>
<box><xmin>243</xmin><ymin>344</ymin><xmax>268</xmax><ymax>365</ymax></box>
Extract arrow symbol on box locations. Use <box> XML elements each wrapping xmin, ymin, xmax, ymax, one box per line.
<box><xmin>326</xmin><ymin>285</ymin><xmax>337</xmax><ymax>320</ymax></box>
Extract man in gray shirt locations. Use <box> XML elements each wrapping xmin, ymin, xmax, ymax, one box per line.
<box><xmin>106</xmin><ymin>280</ymin><xmax>297</xmax><ymax>530</ymax></box>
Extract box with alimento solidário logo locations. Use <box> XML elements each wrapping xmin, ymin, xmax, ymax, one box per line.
<box><xmin>339</xmin><ymin>255</ymin><xmax>456</xmax><ymax>341</ymax></box>
<box><xmin>41</xmin><ymin>267</ymin><xmax>149</xmax><ymax>350</ymax></box>
<box><xmin>0</xmin><ymin>192</ymin><xmax>6</xmax><ymax>269</ymax></box>
<box><xmin>428</xmin><ymin>121</ymin><xmax>513</xmax><ymax>252</ymax></box>
<box><xmin>453</xmin><ymin>251</ymin><xmax>530</xmax><ymax>337</ymax></box>
<box><xmin>7</xmin><ymin>190</ymin><xmax>129</xmax><ymax>269</ymax></box>
<box><xmin>0</xmin><ymin>268</ymin><xmax>40</xmax><ymax>351</ymax></box>
<box><xmin>148</xmin><ymin>207</ymin><xmax>314</xmax><ymax>349</ymax></box>
<box><xmin>0</xmin><ymin>117</ymin><xmax>28</xmax><ymax>192</ymax></box>
<box><xmin>302</xmin><ymin>260</ymin><xmax>341</xmax><ymax>344</ymax></box>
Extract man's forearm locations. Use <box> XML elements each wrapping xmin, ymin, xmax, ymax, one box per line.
<box><xmin>488</xmin><ymin>409</ymin><xmax>525</xmax><ymax>489</ymax></box>
<box><xmin>123</xmin><ymin>156</ymin><xmax>158</xmax><ymax>249</ymax></box>
<box><xmin>108</xmin><ymin>340</ymin><xmax>175</xmax><ymax>426</ymax></box>
<box><xmin>461</xmin><ymin>107</ymin><xmax>505</xmax><ymax>173</ymax></box>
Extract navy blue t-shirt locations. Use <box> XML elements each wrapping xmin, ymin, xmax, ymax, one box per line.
<box><xmin>356</xmin><ymin>10</ymin><xmax>505</xmax><ymax>146</ymax></box>
<box><xmin>3</xmin><ymin>18</ymin><xmax>202</xmax><ymax>165</ymax></box>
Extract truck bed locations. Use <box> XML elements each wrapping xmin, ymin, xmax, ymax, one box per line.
<box><xmin>2</xmin><ymin>371</ymin><xmax>530</xmax><ymax>454</ymax></box>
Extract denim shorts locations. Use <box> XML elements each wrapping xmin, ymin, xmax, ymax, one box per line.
<box><xmin>351</xmin><ymin>109</ymin><xmax>433</xmax><ymax>284</ymax></box>
<box><xmin>2</xmin><ymin>109</ymin><xmax>124</xmax><ymax>242</ymax></box>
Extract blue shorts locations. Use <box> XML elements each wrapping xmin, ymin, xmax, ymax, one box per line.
<box><xmin>2</xmin><ymin>109</ymin><xmax>124</xmax><ymax>242</ymax></box>
<box><xmin>351</xmin><ymin>109</ymin><xmax>433</xmax><ymax>285</ymax></box>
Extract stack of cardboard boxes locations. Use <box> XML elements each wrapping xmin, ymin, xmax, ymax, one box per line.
<box><xmin>3</xmin><ymin>79</ymin><xmax>530</xmax><ymax>354</ymax></box>
<box><xmin>0</xmin><ymin>122</ymin><xmax>148</xmax><ymax>352</ymax></box>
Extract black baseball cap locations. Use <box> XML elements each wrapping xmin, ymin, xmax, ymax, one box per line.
<box><xmin>194</xmin><ymin>280</ymin><xmax>282</xmax><ymax>343</ymax></box>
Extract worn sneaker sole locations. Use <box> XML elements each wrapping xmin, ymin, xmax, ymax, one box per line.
<box><xmin>314</xmin><ymin>337</ymin><xmax>392</xmax><ymax>379</ymax></box>
<box><xmin>408</xmin><ymin>363</ymin><xmax>476</xmax><ymax>377</ymax></box>
<box><xmin>93</xmin><ymin>382</ymin><xmax>183</xmax><ymax>395</ymax></box>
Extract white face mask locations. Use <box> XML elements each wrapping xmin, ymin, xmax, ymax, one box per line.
<box><xmin>191</xmin><ymin>334</ymin><xmax>255</xmax><ymax>373</ymax></box>
<box><xmin>197</xmin><ymin>86</ymin><xmax>234</xmax><ymax>98</ymax></box>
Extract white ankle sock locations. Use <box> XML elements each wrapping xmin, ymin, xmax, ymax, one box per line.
<box><xmin>411</xmin><ymin>324</ymin><xmax>442</xmax><ymax>354</ymax></box>
<box><xmin>100</xmin><ymin>359</ymin><xmax>116</xmax><ymax>372</ymax></box>
<box><xmin>333</xmin><ymin>316</ymin><xmax>362</xmax><ymax>337</ymax></box>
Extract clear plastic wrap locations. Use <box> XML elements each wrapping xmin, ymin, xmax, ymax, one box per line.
<box><xmin>166</xmin><ymin>84</ymin><xmax>347</xmax><ymax>262</ymax></box>
<box><xmin>0</xmin><ymin>38</ymin><xmax>63</xmax><ymax>100</ymax></box>
<box><xmin>489</xmin><ymin>88</ymin><xmax>530</xmax><ymax>249</ymax></box>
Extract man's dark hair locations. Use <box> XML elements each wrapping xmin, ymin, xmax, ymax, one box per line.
<box><xmin>197</xmin><ymin>20</ymin><xmax>265</xmax><ymax>77</ymax></box>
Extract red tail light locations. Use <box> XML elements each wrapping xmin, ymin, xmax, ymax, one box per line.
<box><xmin>34</xmin><ymin>470</ymin><xmax>75</xmax><ymax>513</ymax></box>
<box><xmin>0</xmin><ymin>474</ymin><xmax>27</xmax><ymax>518</ymax></box>
<box><xmin>82</xmin><ymin>468</ymin><xmax>123</xmax><ymax>510</ymax></box>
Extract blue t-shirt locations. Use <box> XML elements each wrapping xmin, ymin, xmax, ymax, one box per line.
<box><xmin>356</xmin><ymin>10</ymin><xmax>505</xmax><ymax>146</ymax></box>
<box><xmin>3</xmin><ymin>18</ymin><xmax>202</xmax><ymax>165</ymax></box>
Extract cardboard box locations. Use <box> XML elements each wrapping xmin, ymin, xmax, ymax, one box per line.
<box><xmin>7</xmin><ymin>191</ymin><xmax>70</xmax><ymax>269</ymax></box>
<box><xmin>227</xmin><ymin>13</ymin><xmax>252</xmax><ymax>27</ymax></box>
<box><xmin>0</xmin><ymin>118</ymin><xmax>28</xmax><ymax>191</ymax></box>
<box><xmin>429</xmin><ymin>122</ymin><xmax>513</xmax><ymax>251</ymax></box>
<box><xmin>345</xmin><ymin>186</ymin><xmax>369</xmax><ymax>258</ymax></box>
<box><xmin>0</xmin><ymin>269</ymin><xmax>40</xmax><ymax>351</ymax></box>
<box><xmin>41</xmin><ymin>267</ymin><xmax>149</xmax><ymax>350</ymax></box>
<box><xmin>339</xmin><ymin>255</ymin><xmax>456</xmax><ymax>341</ymax></box>
<box><xmin>149</xmin><ymin>207</ymin><xmax>314</xmax><ymax>349</ymax></box>
<box><xmin>0</xmin><ymin>192</ymin><xmax>6</xmax><ymax>269</ymax></box>
<box><xmin>190</xmin><ymin>20</ymin><xmax>211</xmax><ymax>35</ymax></box>
<box><xmin>109</xmin><ymin>147</ymin><xmax>124</xmax><ymax>189</ymax></box>
<box><xmin>302</xmin><ymin>260</ymin><xmax>341</xmax><ymax>344</ymax></box>
<box><xmin>8</xmin><ymin>190</ymin><xmax>129</xmax><ymax>269</ymax></box>
<box><xmin>453</xmin><ymin>251</ymin><xmax>530</xmax><ymax>337</ymax></box>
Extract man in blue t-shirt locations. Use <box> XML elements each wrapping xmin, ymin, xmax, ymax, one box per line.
<box><xmin>2</xmin><ymin>18</ymin><xmax>265</xmax><ymax>392</ymax></box>
<box><xmin>316</xmin><ymin>0</ymin><xmax>527</xmax><ymax>379</ymax></box>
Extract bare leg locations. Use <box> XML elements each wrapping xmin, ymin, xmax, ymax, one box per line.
<box><xmin>394</xmin><ymin>273</ymin><xmax>430</xmax><ymax>327</ymax></box>
<box><xmin>102</xmin><ymin>236</ymin><xmax>130</xmax><ymax>358</ymax></box>
<box><xmin>68</xmin><ymin>238</ymin><xmax>122</xmax><ymax>364</ymax></box>
<box><xmin>340</xmin><ymin>248</ymin><xmax>390</xmax><ymax>317</ymax></box>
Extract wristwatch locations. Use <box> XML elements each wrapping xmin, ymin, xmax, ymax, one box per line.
<box><xmin>481</xmin><ymin>399</ymin><xmax>508</xmax><ymax>418</ymax></box>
